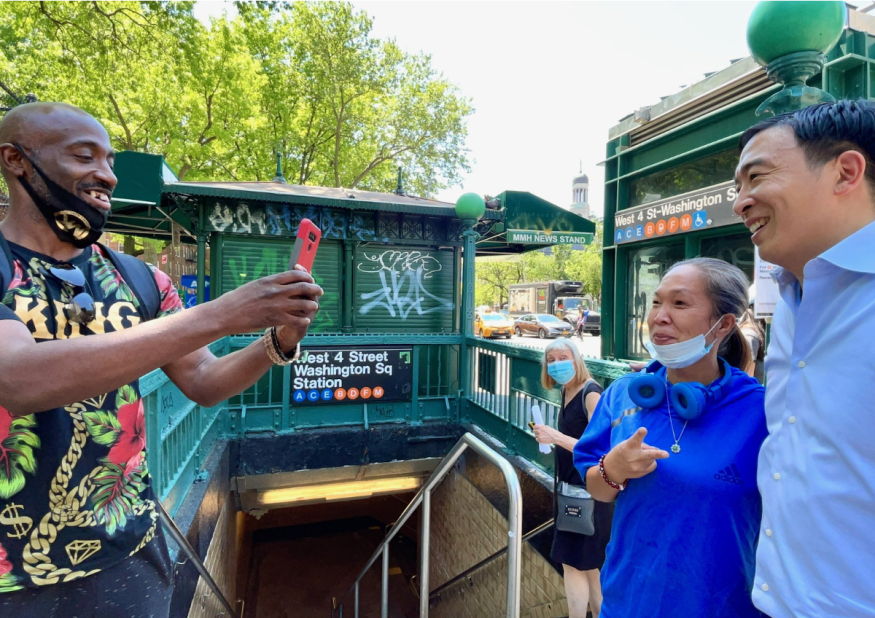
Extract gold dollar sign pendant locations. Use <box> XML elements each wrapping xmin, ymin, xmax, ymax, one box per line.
<box><xmin>0</xmin><ymin>503</ymin><xmax>34</xmax><ymax>539</ymax></box>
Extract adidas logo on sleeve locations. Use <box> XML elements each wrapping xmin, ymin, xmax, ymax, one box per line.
<box><xmin>714</xmin><ymin>464</ymin><xmax>745</xmax><ymax>485</ymax></box>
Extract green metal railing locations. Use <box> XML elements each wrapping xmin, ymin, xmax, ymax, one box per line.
<box><xmin>464</xmin><ymin>337</ymin><xmax>631</xmax><ymax>472</ymax></box>
<box><xmin>141</xmin><ymin>338</ymin><xmax>230</xmax><ymax>516</ymax></box>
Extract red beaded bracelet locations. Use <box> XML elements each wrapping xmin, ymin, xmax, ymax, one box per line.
<box><xmin>599</xmin><ymin>454</ymin><xmax>627</xmax><ymax>491</ymax></box>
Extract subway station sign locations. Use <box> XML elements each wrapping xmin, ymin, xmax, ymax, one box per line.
<box><xmin>507</xmin><ymin>229</ymin><xmax>593</xmax><ymax>245</ymax></box>
<box><xmin>613</xmin><ymin>181</ymin><xmax>741</xmax><ymax>245</ymax></box>
<box><xmin>291</xmin><ymin>346</ymin><xmax>413</xmax><ymax>404</ymax></box>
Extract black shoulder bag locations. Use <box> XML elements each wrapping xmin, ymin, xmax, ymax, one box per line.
<box><xmin>555</xmin><ymin>379</ymin><xmax>597</xmax><ymax>536</ymax></box>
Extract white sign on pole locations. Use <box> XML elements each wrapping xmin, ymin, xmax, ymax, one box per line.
<box><xmin>754</xmin><ymin>247</ymin><xmax>781</xmax><ymax>319</ymax></box>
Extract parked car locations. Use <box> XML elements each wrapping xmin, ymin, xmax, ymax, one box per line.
<box><xmin>513</xmin><ymin>314</ymin><xmax>574</xmax><ymax>339</ymax></box>
<box><xmin>474</xmin><ymin>312</ymin><xmax>514</xmax><ymax>339</ymax></box>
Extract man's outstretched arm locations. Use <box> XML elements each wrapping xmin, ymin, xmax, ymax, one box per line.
<box><xmin>161</xmin><ymin>317</ymin><xmax>315</xmax><ymax>408</ymax></box>
<box><xmin>0</xmin><ymin>270</ymin><xmax>321</xmax><ymax>416</ymax></box>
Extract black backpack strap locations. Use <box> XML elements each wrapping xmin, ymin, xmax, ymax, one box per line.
<box><xmin>101</xmin><ymin>246</ymin><xmax>161</xmax><ymax>322</ymax></box>
<box><xmin>0</xmin><ymin>230</ymin><xmax>14</xmax><ymax>295</ymax></box>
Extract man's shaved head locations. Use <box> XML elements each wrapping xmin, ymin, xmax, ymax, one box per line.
<box><xmin>0</xmin><ymin>102</ymin><xmax>109</xmax><ymax>153</ymax></box>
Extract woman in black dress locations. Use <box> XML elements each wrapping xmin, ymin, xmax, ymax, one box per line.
<box><xmin>533</xmin><ymin>338</ymin><xmax>612</xmax><ymax>618</ymax></box>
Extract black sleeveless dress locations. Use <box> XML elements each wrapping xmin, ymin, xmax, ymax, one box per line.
<box><xmin>550</xmin><ymin>382</ymin><xmax>614</xmax><ymax>571</ymax></box>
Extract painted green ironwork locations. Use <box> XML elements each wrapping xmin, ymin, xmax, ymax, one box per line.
<box><xmin>463</xmin><ymin>337</ymin><xmax>631</xmax><ymax>473</ymax></box>
<box><xmin>141</xmin><ymin>338</ymin><xmax>229</xmax><ymax>517</ymax></box>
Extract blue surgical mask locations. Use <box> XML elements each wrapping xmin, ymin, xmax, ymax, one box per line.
<box><xmin>547</xmin><ymin>359</ymin><xmax>576</xmax><ymax>385</ymax></box>
<box><xmin>643</xmin><ymin>316</ymin><xmax>726</xmax><ymax>369</ymax></box>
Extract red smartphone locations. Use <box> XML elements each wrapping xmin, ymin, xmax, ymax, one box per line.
<box><xmin>288</xmin><ymin>218</ymin><xmax>321</xmax><ymax>273</ymax></box>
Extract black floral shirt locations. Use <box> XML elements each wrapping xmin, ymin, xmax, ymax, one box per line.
<box><xmin>0</xmin><ymin>242</ymin><xmax>183</xmax><ymax>593</ymax></box>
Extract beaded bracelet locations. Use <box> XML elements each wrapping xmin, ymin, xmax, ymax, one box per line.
<box><xmin>261</xmin><ymin>327</ymin><xmax>300</xmax><ymax>366</ymax></box>
<box><xmin>598</xmin><ymin>454</ymin><xmax>627</xmax><ymax>491</ymax></box>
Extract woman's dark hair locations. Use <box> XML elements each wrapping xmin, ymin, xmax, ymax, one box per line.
<box><xmin>739</xmin><ymin>99</ymin><xmax>875</xmax><ymax>194</ymax></box>
<box><xmin>666</xmin><ymin>257</ymin><xmax>752</xmax><ymax>370</ymax></box>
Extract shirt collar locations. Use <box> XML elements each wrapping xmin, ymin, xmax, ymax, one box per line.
<box><xmin>768</xmin><ymin>219</ymin><xmax>875</xmax><ymax>288</ymax></box>
<box><xmin>818</xmin><ymin>219</ymin><xmax>875</xmax><ymax>274</ymax></box>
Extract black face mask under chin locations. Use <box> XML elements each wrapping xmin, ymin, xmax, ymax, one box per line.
<box><xmin>12</xmin><ymin>144</ymin><xmax>110</xmax><ymax>249</ymax></box>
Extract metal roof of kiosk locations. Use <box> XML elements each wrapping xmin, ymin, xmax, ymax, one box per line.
<box><xmin>109</xmin><ymin>151</ymin><xmax>594</xmax><ymax>255</ymax></box>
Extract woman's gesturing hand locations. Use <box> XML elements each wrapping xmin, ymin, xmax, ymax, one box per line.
<box><xmin>602</xmin><ymin>428</ymin><xmax>669</xmax><ymax>483</ymax></box>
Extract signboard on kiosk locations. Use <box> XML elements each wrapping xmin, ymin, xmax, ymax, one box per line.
<box><xmin>613</xmin><ymin>181</ymin><xmax>741</xmax><ymax>245</ymax></box>
<box><xmin>291</xmin><ymin>346</ymin><xmax>413</xmax><ymax>404</ymax></box>
<box><xmin>507</xmin><ymin>229</ymin><xmax>593</xmax><ymax>245</ymax></box>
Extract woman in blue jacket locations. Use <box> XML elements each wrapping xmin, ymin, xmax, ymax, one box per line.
<box><xmin>574</xmin><ymin>258</ymin><xmax>767</xmax><ymax>618</ymax></box>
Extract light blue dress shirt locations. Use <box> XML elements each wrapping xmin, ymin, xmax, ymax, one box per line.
<box><xmin>753</xmin><ymin>220</ymin><xmax>875</xmax><ymax>618</ymax></box>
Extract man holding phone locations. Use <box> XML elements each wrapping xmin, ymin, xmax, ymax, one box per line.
<box><xmin>0</xmin><ymin>102</ymin><xmax>322</xmax><ymax>616</ymax></box>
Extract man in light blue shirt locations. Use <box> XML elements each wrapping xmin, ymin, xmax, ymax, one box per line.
<box><xmin>734</xmin><ymin>99</ymin><xmax>875</xmax><ymax>618</ymax></box>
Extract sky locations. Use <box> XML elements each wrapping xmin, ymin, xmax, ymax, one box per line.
<box><xmin>194</xmin><ymin>1</ymin><xmax>762</xmax><ymax>215</ymax></box>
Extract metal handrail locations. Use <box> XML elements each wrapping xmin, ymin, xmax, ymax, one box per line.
<box><xmin>428</xmin><ymin>518</ymin><xmax>554</xmax><ymax>602</ymax></box>
<box><xmin>334</xmin><ymin>432</ymin><xmax>523</xmax><ymax>618</ymax></box>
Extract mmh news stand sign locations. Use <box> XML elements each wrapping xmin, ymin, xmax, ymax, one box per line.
<box><xmin>291</xmin><ymin>347</ymin><xmax>413</xmax><ymax>404</ymax></box>
<box><xmin>613</xmin><ymin>181</ymin><xmax>741</xmax><ymax>244</ymax></box>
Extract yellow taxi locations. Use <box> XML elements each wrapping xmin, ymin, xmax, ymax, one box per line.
<box><xmin>474</xmin><ymin>312</ymin><xmax>514</xmax><ymax>339</ymax></box>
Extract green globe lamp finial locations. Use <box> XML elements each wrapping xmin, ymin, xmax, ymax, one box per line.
<box><xmin>746</xmin><ymin>0</ymin><xmax>845</xmax><ymax>116</ymax></box>
<box><xmin>455</xmin><ymin>192</ymin><xmax>486</xmax><ymax>221</ymax></box>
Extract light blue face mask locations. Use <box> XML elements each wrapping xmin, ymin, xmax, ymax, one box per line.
<box><xmin>547</xmin><ymin>359</ymin><xmax>576</xmax><ymax>385</ymax></box>
<box><xmin>643</xmin><ymin>316</ymin><xmax>726</xmax><ymax>369</ymax></box>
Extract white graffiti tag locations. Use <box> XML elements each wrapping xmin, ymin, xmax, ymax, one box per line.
<box><xmin>358</xmin><ymin>250</ymin><xmax>454</xmax><ymax>318</ymax></box>
<box><xmin>359</xmin><ymin>269</ymin><xmax>455</xmax><ymax>318</ymax></box>
<box><xmin>357</xmin><ymin>251</ymin><xmax>443</xmax><ymax>279</ymax></box>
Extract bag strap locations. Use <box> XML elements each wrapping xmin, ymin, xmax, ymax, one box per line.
<box><xmin>101</xmin><ymin>246</ymin><xmax>161</xmax><ymax>322</ymax></box>
<box><xmin>0</xmin><ymin>230</ymin><xmax>13</xmax><ymax>295</ymax></box>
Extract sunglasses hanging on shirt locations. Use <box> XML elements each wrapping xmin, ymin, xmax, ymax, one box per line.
<box><xmin>39</xmin><ymin>263</ymin><xmax>96</xmax><ymax>325</ymax></box>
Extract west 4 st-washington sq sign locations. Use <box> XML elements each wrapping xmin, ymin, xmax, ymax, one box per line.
<box><xmin>507</xmin><ymin>230</ymin><xmax>593</xmax><ymax>245</ymax></box>
<box><xmin>613</xmin><ymin>181</ymin><xmax>741</xmax><ymax>245</ymax></box>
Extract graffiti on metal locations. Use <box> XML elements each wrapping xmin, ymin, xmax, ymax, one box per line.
<box><xmin>357</xmin><ymin>250</ymin><xmax>443</xmax><ymax>279</ymax></box>
<box><xmin>206</xmin><ymin>202</ymin><xmax>328</xmax><ymax>237</ymax></box>
<box><xmin>358</xmin><ymin>250</ymin><xmax>454</xmax><ymax>319</ymax></box>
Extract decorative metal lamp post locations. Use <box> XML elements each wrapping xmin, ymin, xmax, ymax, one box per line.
<box><xmin>455</xmin><ymin>193</ymin><xmax>486</xmax><ymax>339</ymax></box>
<box><xmin>455</xmin><ymin>192</ymin><xmax>486</xmax><ymax>407</ymax></box>
<box><xmin>747</xmin><ymin>0</ymin><xmax>846</xmax><ymax>115</ymax></box>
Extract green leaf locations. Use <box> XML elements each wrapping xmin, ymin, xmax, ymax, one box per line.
<box><xmin>91</xmin><ymin>458</ymin><xmax>148</xmax><ymax>537</ymax></box>
<box><xmin>0</xmin><ymin>572</ymin><xmax>24</xmax><ymax>594</ymax></box>
<box><xmin>115</xmin><ymin>385</ymin><xmax>139</xmax><ymax>409</ymax></box>
<box><xmin>82</xmin><ymin>410</ymin><xmax>122</xmax><ymax>447</ymax></box>
<box><xmin>0</xmin><ymin>416</ymin><xmax>40</xmax><ymax>499</ymax></box>
<box><xmin>0</xmin><ymin>467</ymin><xmax>24</xmax><ymax>501</ymax></box>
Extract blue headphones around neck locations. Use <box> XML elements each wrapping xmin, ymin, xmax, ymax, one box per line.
<box><xmin>627</xmin><ymin>359</ymin><xmax>733</xmax><ymax>421</ymax></box>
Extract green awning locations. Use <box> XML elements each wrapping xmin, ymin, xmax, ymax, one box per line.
<box><xmin>475</xmin><ymin>191</ymin><xmax>595</xmax><ymax>255</ymax></box>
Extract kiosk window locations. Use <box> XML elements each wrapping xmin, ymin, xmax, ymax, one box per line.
<box><xmin>626</xmin><ymin>243</ymin><xmax>685</xmax><ymax>359</ymax></box>
<box><xmin>701</xmin><ymin>233</ymin><xmax>755</xmax><ymax>284</ymax></box>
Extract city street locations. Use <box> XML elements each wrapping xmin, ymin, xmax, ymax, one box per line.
<box><xmin>493</xmin><ymin>333</ymin><xmax>602</xmax><ymax>358</ymax></box>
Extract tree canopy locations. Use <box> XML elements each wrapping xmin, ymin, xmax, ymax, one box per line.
<box><xmin>0</xmin><ymin>1</ymin><xmax>472</xmax><ymax>197</ymax></box>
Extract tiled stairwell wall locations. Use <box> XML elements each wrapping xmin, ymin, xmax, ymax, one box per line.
<box><xmin>429</xmin><ymin>468</ymin><xmax>568</xmax><ymax>618</ymax></box>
